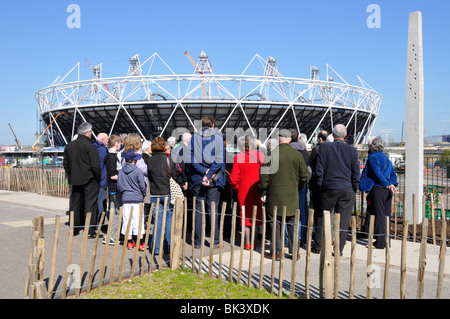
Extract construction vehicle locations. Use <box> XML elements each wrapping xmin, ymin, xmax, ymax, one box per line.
<box><xmin>8</xmin><ymin>122</ymin><xmax>21</xmax><ymax>149</ymax></box>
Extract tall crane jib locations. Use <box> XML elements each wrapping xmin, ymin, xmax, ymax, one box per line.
<box><xmin>8</xmin><ymin>123</ymin><xmax>21</xmax><ymax>149</ymax></box>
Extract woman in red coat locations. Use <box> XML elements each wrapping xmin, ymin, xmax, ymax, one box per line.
<box><xmin>230</xmin><ymin>136</ymin><xmax>265</xmax><ymax>250</ymax></box>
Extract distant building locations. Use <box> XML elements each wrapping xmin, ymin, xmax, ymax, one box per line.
<box><xmin>425</xmin><ymin>135</ymin><xmax>443</xmax><ymax>144</ymax></box>
<box><xmin>1</xmin><ymin>146</ymin><xmax>18</xmax><ymax>152</ymax></box>
<box><xmin>424</xmin><ymin>135</ymin><xmax>450</xmax><ymax>145</ymax></box>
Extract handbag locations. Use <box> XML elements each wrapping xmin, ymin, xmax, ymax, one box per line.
<box><xmin>167</xmin><ymin>157</ymin><xmax>184</xmax><ymax>205</ymax></box>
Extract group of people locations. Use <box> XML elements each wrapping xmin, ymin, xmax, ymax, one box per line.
<box><xmin>63</xmin><ymin>117</ymin><xmax>398</xmax><ymax>260</ymax></box>
<box><xmin>63</xmin><ymin>123</ymin><xmax>179</xmax><ymax>253</ymax></box>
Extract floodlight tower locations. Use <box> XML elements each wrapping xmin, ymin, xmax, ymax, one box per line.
<box><xmin>309</xmin><ymin>66</ymin><xmax>320</xmax><ymax>101</ymax></box>
<box><xmin>195</xmin><ymin>51</ymin><xmax>213</xmax><ymax>97</ymax></box>
<box><xmin>196</xmin><ymin>51</ymin><xmax>213</xmax><ymax>74</ymax></box>
<box><xmin>128</xmin><ymin>54</ymin><xmax>142</xmax><ymax>76</ymax></box>
<box><xmin>91</xmin><ymin>63</ymin><xmax>103</xmax><ymax>104</ymax></box>
<box><xmin>265</xmin><ymin>56</ymin><xmax>279</xmax><ymax>77</ymax></box>
<box><xmin>310</xmin><ymin>66</ymin><xmax>320</xmax><ymax>80</ymax></box>
<box><xmin>127</xmin><ymin>54</ymin><xmax>151</xmax><ymax>99</ymax></box>
<box><xmin>92</xmin><ymin>63</ymin><xmax>102</xmax><ymax>79</ymax></box>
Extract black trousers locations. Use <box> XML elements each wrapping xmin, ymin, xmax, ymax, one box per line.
<box><xmin>313</xmin><ymin>187</ymin><xmax>355</xmax><ymax>254</ymax></box>
<box><xmin>309</xmin><ymin>187</ymin><xmax>322</xmax><ymax>245</ymax></box>
<box><xmin>363</xmin><ymin>186</ymin><xmax>392</xmax><ymax>249</ymax></box>
<box><xmin>191</xmin><ymin>183</ymin><xmax>221</xmax><ymax>246</ymax></box>
<box><xmin>268</xmin><ymin>213</ymin><xmax>298</xmax><ymax>255</ymax></box>
<box><xmin>69</xmin><ymin>179</ymin><xmax>99</xmax><ymax>234</ymax></box>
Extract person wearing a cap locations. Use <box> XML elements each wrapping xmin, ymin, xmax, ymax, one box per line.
<box><xmin>259</xmin><ymin>128</ymin><xmax>309</xmax><ymax>261</ymax></box>
<box><xmin>117</xmin><ymin>149</ymin><xmax>147</xmax><ymax>251</ymax></box>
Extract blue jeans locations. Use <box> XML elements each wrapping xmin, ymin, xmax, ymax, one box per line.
<box><xmin>285</xmin><ymin>186</ymin><xmax>307</xmax><ymax>243</ymax></box>
<box><xmin>150</xmin><ymin>196</ymin><xmax>173</xmax><ymax>254</ymax></box>
<box><xmin>298</xmin><ymin>186</ymin><xmax>308</xmax><ymax>242</ymax></box>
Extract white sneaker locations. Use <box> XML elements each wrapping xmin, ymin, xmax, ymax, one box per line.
<box><xmin>103</xmin><ymin>237</ymin><xmax>116</xmax><ymax>245</ymax></box>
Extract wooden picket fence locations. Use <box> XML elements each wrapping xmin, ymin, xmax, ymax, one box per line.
<box><xmin>2</xmin><ymin>166</ymin><xmax>447</xmax><ymax>244</ymax></box>
<box><xmin>25</xmin><ymin>195</ymin><xmax>448</xmax><ymax>300</ymax></box>
<box><xmin>0</xmin><ymin>167</ymin><xmax>69</xmax><ymax>198</ymax></box>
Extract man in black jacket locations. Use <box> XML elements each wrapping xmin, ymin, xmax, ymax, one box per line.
<box><xmin>308</xmin><ymin>130</ymin><xmax>327</xmax><ymax>252</ymax></box>
<box><xmin>313</xmin><ymin>124</ymin><xmax>360</xmax><ymax>255</ymax></box>
<box><xmin>64</xmin><ymin>122</ymin><xmax>101</xmax><ymax>237</ymax></box>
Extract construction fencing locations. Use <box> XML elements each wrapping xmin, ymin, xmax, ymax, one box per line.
<box><xmin>25</xmin><ymin>196</ymin><xmax>448</xmax><ymax>300</ymax></box>
<box><xmin>0</xmin><ymin>167</ymin><xmax>69</xmax><ymax>198</ymax></box>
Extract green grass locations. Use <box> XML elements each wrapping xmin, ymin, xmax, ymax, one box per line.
<box><xmin>81</xmin><ymin>267</ymin><xmax>289</xmax><ymax>299</ymax></box>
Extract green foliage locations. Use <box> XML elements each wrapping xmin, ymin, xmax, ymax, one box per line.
<box><xmin>441</xmin><ymin>149</ymin><xmax>450</xmax><ymax>162</ymax></box>
<box><xmin>81</xmin><ymin>268</ymin><xmax>289</xmax><ymax>299</ymax></box>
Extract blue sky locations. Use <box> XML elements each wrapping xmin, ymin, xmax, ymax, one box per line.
<box><xmin>0</xmin><ymin>0</ymin><xmax>449</xmax><ymax>145</ymax></box>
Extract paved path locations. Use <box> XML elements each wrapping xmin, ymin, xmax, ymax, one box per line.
<box><xmin>0</xmin><ymin>190</ymin><xmax>448</xmax><ymax>299</ymax></box>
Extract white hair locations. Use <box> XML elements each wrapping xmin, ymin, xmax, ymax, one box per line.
<box><xmin>167</xmin><ymin>136</ymin><xmax>176</xmax><ymax>146</ymax></box>
<box><xmin>299</xmin><ymin>133</ymin><xmax>307</xmax><ymax>145</ymax></box>
<box><xmin>332</xmin><ymin>124</ymin><xmax>347</xmax><ymax>139</ymax></box>
<box><xmin>237</xmin><ymin>135</ymin><xmax>255</xmax><ymax>152</ymax></box>
<box><xmin>77</xmin><ymin>122</ymin><xmax>92</xmax><ymax>135</ymax></box>
<box><xmin>368</xmin><ymin>136</ymin><xmax>384</xmax><ymax>152</ymax></box>
<box><xmin>181</xmin><ymin>132</ymin><xmax>192</xmax><ymax>142</ymax></box>
<box><xmin>142</xmin><ymin>140</ymin><xmax>151</xmax><ymax>152</ymax></box>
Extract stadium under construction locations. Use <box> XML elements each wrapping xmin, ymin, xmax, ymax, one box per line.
<box><xmin>34</xmin><ymin>52</ymin><xmax>382</xmax><ymax>148</ymax></box>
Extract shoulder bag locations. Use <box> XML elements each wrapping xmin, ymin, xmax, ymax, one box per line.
<box><xmin>167</xmin><ymin>157</ymin><xmax>184</xmax><ymax>205</ymax></box>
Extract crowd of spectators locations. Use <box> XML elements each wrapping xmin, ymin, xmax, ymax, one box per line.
<box><xmin>63</xmin><ymin>116</ymin><xmax>398</xmax><ymax>258</ymax></box>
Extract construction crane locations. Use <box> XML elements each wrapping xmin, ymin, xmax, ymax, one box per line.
<box><xmin>32</xmin><ymin>112</ymin><xmax>66</xmax><ymax>149</ymax></box>
<box><xmin>184</xmin><ymin>51</ymin><xmax>209</xmax><ymax>97</ymax></box>
<box><xmin>185</xmin><ymin>51</ymin><xmax>202</xmax><ymax>74</ymax></box>
<box><xmin>8</xmin><ymin>123</ymin><xmax>21</xmax><ymax>149</ymax></box>
<box><xmin>85</xmin><ymin>58</ymin><xmax>110</xmax><ymax>93</ymax></box>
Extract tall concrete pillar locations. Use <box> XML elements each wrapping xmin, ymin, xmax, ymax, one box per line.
<box><xmin>405</xmin><ymin>11</ymin><xmax>424</xmax><ymax>224</ymax></box>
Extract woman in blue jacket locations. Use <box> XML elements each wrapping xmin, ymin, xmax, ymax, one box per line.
<box><xmin>360</xmin><ymin>137</ymin><xmax>398</xmax><ymax>249</ymax></box>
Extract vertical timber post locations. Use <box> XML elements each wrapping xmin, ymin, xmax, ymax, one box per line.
<box><xmin>26</xmin><ymin>216</ymin><xmax>46</xmax><ymax>299</ymax></box>
<box><xmin>405</xmin><ymin>11</ymin><xmax>424</xmax><ymax>224</ymax></box>
<box><xmin>171</xmin><ymin>197</ymin><xmax>184</xmax><ymax>270</ymax></box>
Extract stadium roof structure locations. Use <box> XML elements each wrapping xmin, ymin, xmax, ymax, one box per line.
<box><xmin>35</xmin><ymin>52</ymin><xmax>382</xmax><ymax>147</ymax></box>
